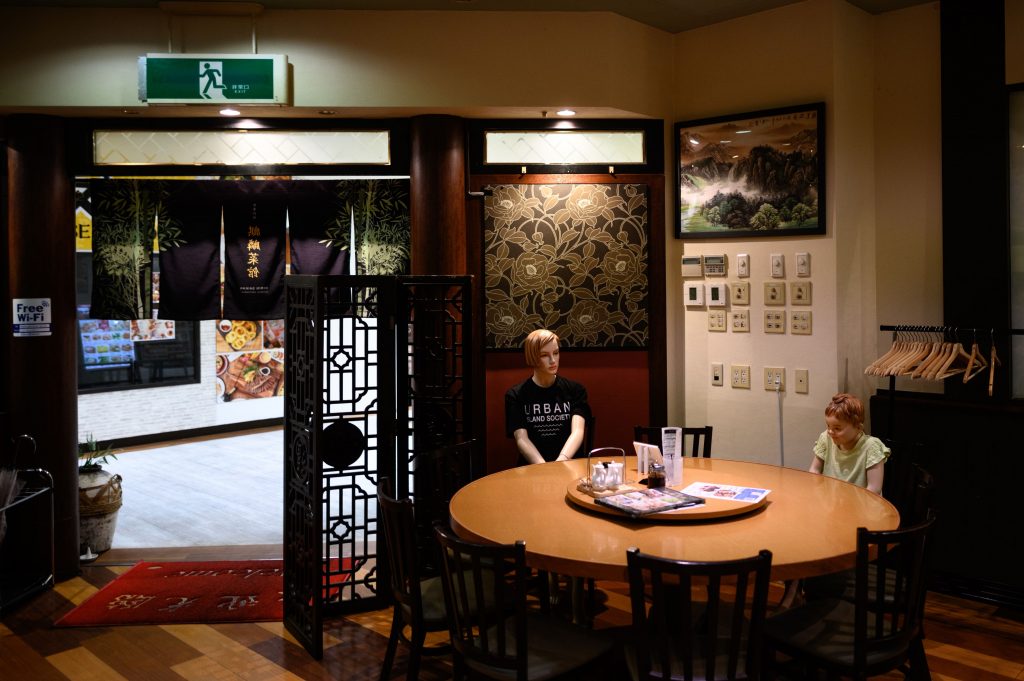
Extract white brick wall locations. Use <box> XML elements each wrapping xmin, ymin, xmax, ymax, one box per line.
<box><xmin>78</xmin><ymin>321</ymin><xmax>282</xmax><ymax>442</ymax></box>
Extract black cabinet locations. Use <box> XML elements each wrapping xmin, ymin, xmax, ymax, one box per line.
<box><xmin>0</xmin><ymin>469</ymin><xmax>54</xmax><ymax>614</ymax></box>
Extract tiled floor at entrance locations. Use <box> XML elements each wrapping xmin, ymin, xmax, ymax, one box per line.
<box><xmin>108</xmin><ymin>428</ymin><xmax>283</xmax><ymax>549</ymax></box>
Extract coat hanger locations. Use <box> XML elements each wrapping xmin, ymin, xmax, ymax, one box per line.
<box><xmin>936</xmin><ymin>329</ymin><xmax>973</xmax><ymax>379</ymax></box>
<box><xmin>988</xmin><ymin>329</ymin><xmax>1001</xmax><ymax>397</ymax></box>
<box><xmin>962</xmin><ymin>328</ymin><xmax>988</xmax><ymax>383</ymax></box>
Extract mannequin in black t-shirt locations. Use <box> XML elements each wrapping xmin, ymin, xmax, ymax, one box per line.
<box><xmin>505</xmin><ymin>329</ymin><xmax>589</xmax><ymax>465</ymax></box>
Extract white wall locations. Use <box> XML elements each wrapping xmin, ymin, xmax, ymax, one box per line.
<box><xmin>670</xmin><ymin>0</ymin><xmax>944</xmax><ymax>467</ymax></box>
<box><xmin>671</xmin><ymin>0</ymin><xmax>839</xmax><ymax>467</ymax></box>
<box><xmin>77</xmin><ymin>323</ymin><xmax>282</xmax><ymax>441</ymax></box>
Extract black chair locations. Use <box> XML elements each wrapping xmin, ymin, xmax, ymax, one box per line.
<box><xmin>633</xmin><ymin>425</ymin><xmax>713</xmax><ymax>458</ymax></box>
<box><xmin>764</xmin><ymin>514</ymin><xmax>936</xmax><ymax>680</ymax></box>
<box><xmin>626</xmin><ymin>547</ymin><xmax>773</xmax><ymax>681</ymax></box>
<box><xmin>413</xmin><ymin>439</ymin><xmax>477</xmax><ymax>569</ymax></box>
<box><xmin>376</xmin><ymin>479</ymin><xmax>450</xmax><ymax>681</ymax></box>
<box><xmin>433</xmin><ymin>523</ymin><xmax>614</xmax><ymax>681</ymax></box>
<box><xmin>803</xmin><ymin>463</ymin><xmax>935</xmax><ymax>603</ymax></box>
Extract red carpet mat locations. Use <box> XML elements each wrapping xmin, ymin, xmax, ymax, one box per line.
<box><xmin>56</xmin><ymin>559</ymin><xmax>356</xmax><ymax>627</ymax></box>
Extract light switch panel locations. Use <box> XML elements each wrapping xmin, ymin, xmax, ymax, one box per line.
<box><xmin>764</xmin><ymin>282</ymin><xmax>786</xmax><ymax>305</ymax></box>
<box><xmin>796</xmin><ymin>252</ymin><xmax>811</xmax><ymax>277</ymax></box>
<box><xmin>730</xmin><ymin>281</ymin><xmax>750</xmax><ymax>305</ymax></box>
<box><xmin>790</xmin><ymin>310</ymin><xmax>812</xmax><ymax>335</ymax></box>
<box><xmin>764</xmin><ymin>310</ymin><xmax>786</xmax><ymax>333</ymax></box>
<box><xmin>790</xmin><ymin>281</ymin><xmax>812</xmax><ymax>305</ymax></box>
<box><xmin>770</xmin><ymin>253</ymin><xmax>785</xmax><ymax>278</ymax></box>
<box><xmin>731</xmin><ymin>310</ymin><xmax>750</xmax><ymax>332</ymax></box>
<box><xmin>708</xmin><ymin>309</ymin><xmax>727</xmax><ymax>331</ymax></box>
<box><xmin>736</xmin><ymin>253</ymin><xmax>750</xmax><ymax>278</ymax></box>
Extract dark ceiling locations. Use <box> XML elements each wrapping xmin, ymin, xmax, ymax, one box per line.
<box><xmin>0</xmin><ymin>0</ymin><xmax>934</xmax><ymax>34</ymax></box>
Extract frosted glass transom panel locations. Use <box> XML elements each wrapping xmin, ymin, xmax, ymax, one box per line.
<box><xmin>94</xmin><ymin>130</ymin><xmax>391</xmax><ymax>166</ymax></box>
<box><xmin>485</xmin><ymin>131</ymin><xmax>645</xmax><ymax>165</ymax></box>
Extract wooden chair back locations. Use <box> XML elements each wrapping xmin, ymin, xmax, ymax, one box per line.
<box><xmin>434</xmin><ymin>523</ymin><xmax>528</xmax><ymax>680</ymax></box>
<box><xmin>626</xmin><ymin>547</ymin><xmax>772</xmax><ymax>681</ymax></box>
<box><xmin>852</xmin><ymin>513</ymin><xmax>936</xmax><ymax>672</ymax></box>
<box><xmin>633</xmin><ymin>425</ymin><xmax>714</xmax><ymax>458</ymax></box>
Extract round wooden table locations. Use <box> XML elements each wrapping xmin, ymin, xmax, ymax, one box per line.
<box><xmin>449</xmin><ymin>457</ymin><xmax>899</xmax><ymax>581</ymax></box>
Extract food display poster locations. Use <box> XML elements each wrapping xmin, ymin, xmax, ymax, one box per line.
<box><xmin>215</xmin><ymin>319</ymin><xmax>285</xmax><ymax>401</ymax></box>
<box><xmin>131</xmin><ymin>319</ymin><xmax>176</xmax><ymax>342</ymax></box>
<box><xmin>79</xmin><ymin>319</ymin><xmax>135</xmax><ymax>369</ymax></box>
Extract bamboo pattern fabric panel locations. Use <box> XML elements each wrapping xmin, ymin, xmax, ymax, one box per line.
<box><xmin>484</xmin><ymin>184</ymin><xmax>649</xmax><ymax>349</ymax></box>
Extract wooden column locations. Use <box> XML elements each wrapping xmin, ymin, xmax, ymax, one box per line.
<box><xmin>409</xmin><ymin>115</ymin><xmax>467</xmax><ymax>275</ymax></box>
<box><xmin>940</xmin><ymin>1</ymin><xmax>1009</xmax><ymax>398</ymax></box>
<box><xmin>5</xmin><ymin>115</ymin><xmax>79</xmax><ymax>578</ymax></box>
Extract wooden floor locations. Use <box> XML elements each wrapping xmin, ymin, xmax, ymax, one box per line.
<box><xmin>3</xmin><ymin>545</ymin><xmax>1024</xmax><ymax>680</ymax></box>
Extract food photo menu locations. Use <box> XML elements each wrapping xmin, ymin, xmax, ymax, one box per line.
<box><xmin>79</xmin><ymin>319</ymin><xmax>135</xmax><ymax>369</ymax></box>
<box><xmin>214</xmin><ymin>319</ymin><xmax>285</xmax><ymax>401</ymax></box>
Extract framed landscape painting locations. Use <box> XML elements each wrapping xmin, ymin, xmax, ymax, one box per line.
<box><xmin>675</xmin><ymin>102</ymin><xmax>825</xmax><ymax>239</ymax></box>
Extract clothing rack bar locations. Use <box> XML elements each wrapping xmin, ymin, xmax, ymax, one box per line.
<box><xmin>879</xmin><ymin>324</ymin><xmax>1024</xmax><ymax>335</ymax></box>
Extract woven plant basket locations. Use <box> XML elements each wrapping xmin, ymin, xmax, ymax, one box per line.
<box><xmin>79</xmin><ymin>469</ymin><xmax>123</xmax><ymax>553</ymax></box>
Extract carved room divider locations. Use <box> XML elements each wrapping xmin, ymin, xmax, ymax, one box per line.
<box><xmin>282</xmin><ymin>274</ymin><xmax>473</xmax><ymax>658</ymax></box>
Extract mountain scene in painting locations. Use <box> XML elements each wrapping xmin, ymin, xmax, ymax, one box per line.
<box><xmin>678</xmin><ymin>109</ymin><xmax>819</xmax><ymax>234</ymax></box>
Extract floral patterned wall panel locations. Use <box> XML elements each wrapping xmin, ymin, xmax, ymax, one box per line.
<box><xmin>484</xmin><ymin>184</ymin><xmax>649</xmax><ymax>349</ymax></box>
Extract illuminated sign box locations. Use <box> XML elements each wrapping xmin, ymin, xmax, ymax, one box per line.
<box><xmin>139</xmin><ymin>54</ymin><xmax>288</xmax><ymax>105</ymax></box>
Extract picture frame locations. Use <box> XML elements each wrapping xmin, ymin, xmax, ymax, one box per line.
<box><xmin>675</xmin><ymin>102</ymin><xmax>825</xmax><ymax>239</ymax></box>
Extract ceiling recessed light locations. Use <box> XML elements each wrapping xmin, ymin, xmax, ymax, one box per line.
<box><xmin>736</xmin><ymin>129</ymin><xmax>751</xmax><ymax>134</ymax></box>
<box><xmin>556</xmin><ymin>109</ymin><xmax>576</xmax><ymax>116</ymax></box>
<box><xmin>219</xmin><ymin>108</ymin><xmax>241</xmax><ymax>116</ymax></box>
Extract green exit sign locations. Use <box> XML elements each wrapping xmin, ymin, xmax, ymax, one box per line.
<box><xmin>139</xmin><ymin>54</ymin><xmax>288</xmax><ymax>105</ymax></box>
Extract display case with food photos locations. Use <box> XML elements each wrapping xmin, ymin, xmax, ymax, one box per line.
<box><xmin>214</xmin><ymin>319</ymin><xmax>285</xmax><ymax>401</ymax></box>
<box><xmin>79</xmin><ymin>319</ymin><xmax>135</xmax><ymax>369</ymax></box>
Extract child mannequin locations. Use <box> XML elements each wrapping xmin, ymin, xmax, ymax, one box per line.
<box><xmin>809</xmin><ymin>393</ymin><xmax>889</xmax><ymax>494</ymax></box>
<box><xmin>779</xmin><ymin>393</ymin><xmax>890</xmax><ymax>609</ymax></box>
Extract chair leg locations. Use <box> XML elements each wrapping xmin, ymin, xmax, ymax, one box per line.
<box><xmin>405</xmin><ymin>628</ymin><xmax>426</xmax><ymax>681</ymax></box>
<box><xmin>379</xmin><ymin>608</ymin><xmax>401</xmax><ymax>681</ymax></box>
<box><xmin>908</xmin><ymin>636</ymin><xmax>932</xmax><ymax>681</ymax></box>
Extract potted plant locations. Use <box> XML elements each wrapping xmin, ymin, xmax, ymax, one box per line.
<box><xmin>78</xmin><ymin>434</ymin><xmax>122</xmax><ymax>558</ymax></box>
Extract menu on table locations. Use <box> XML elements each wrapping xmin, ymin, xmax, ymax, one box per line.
<box><xmin>681</xmin><ymin>482</ymin><xmax>770</xmax><ymax>504</ymax></box>
<box><xmin>594</xmin><ymin>487</ymin><xmax>704</xmax><ymax>517</ymax></box>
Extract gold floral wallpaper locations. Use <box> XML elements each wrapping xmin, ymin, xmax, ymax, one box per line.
<box><xmin>484</xmin><ymin>183</ymin><xmax>649</xmax><ymax>349</ymax></box>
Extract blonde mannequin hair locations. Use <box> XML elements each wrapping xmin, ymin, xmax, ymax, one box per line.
<box><xmin>523</xmin><ymin>329</ymin><xmax>559</xmax><ymax>368</ymax></box>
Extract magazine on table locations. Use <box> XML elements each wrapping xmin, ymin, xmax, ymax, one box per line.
<box><xmin>594</xmin><ymin>487</ymin><xmax>705</xmax><ymax>517</ymax></box>
<box><xmin>681</xmin><ymin>482</ymin><xmax>770</xmax><ymax>504</ymax></box>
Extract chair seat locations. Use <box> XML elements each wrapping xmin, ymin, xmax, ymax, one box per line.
<box><xmin>804</xmin><ymin>565</ymin><xmax>903</xmax><ymax>606</ymax></box>
<box><xmin>765</xmin><ymin>597</ymin><xmax>911</xmax><ymax>670</ymax></box>
<box><xmin>465</xmin><ymin>613</ymin><xmax>614</xmax><ymax>681</ymax></box>
<box><xmin>399</xmin><ymin>575</ymin><xmax>448</xmax><ymax>628</ymax></box>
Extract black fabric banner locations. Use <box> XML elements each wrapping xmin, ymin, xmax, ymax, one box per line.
<box><xmin>157</xmin><ymin>181</ymin><xmax>222</xmax><ymax>321</ymax></box>
<box><xmin>223</xmin><ymin>181</ymin><xmax>287</xmax><ymax>320</ymax></box>
<box><xmin>288</xmin><ymin>180</ymin><xmax>349</xmax><ymax>276</ymax></box>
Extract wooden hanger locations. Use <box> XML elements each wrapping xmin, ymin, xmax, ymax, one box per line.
<box><xmin>936</xmin><ymin>340</ymin><xmax>973</xmax><ymax>379</ymax></box>
<box><xmin>962</xmin><ymin>332</ymin><xmax>988</xmax><ymax>383</ymax></box>
<box><xmin>988</xmin><ymin>334</ymin><xmax>1001</xmax><ymax>397</ymax></box>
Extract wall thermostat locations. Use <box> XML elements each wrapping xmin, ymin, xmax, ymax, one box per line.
<box><xmin>707</xmin><ymin>283</ymin><xmax>727</xmax><ymax>307</ymax></box>
<box><xmin>681</xmin><ymin>255</ymin><xmax>703</xmax><ymax>277</ymax></box>
<box><xmin>684</xmin><ymin>282</ymin><xmax>705</xmax><ymax>306</ymax></box>
<box><xmin>703</xmin><ymin>254</ymin><xmax>727</xmax><ymax>276</ymax></box>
